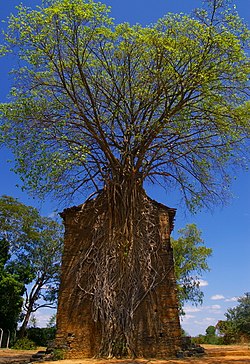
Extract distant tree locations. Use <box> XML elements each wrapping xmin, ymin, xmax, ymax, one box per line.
<box><xmin>224</xmin><ymin>293</ymin><xmax>250</xmax><ymax>341</ymax></box>
<box><xmin>193</xmin><ymin>325</ymin><xmax>220</xmax><ymax>345</ymax></box>
<box><xmin>0</xmin><ymin>0</ymin><xmax>249</xmax><ymax>357</ymax></box>
<box><xmin>216</xmin><ymin>293</ymin><xmax>250</xmax><ymax>344</ymax></box>
<box><xmin>29</xmin><ymin>315</ymin><xmax>38</xmax><ymax>329</ymax></box>
<box><xmin>206</xmin><ymin>325</ymin><xmax>216</xmax><ymax>336</ymax></box>
<box><xmin>216</xmin><ymin>320</ymin><xmax>238</xmax><ymax>344</ymax></box>
<box><xmin>205</xmin><ymin>325</ymin><xmax>220</xmax><ymax>344</ymax></box>
<box><xmin>0</xmin><ymin>240</ymin><xmax>24</xmax><ymax>331</ymax></box>
<box><xmin>171</xmin><ymin>224</ymin><xmax>212</xmax><ymax>309</ymax></box>
<box><xmin>228</xmin><ymin>293</ymin><xmax>250</xmax><ymax>337</ymax></box>
<box><xmin>0</xmin><ymin>195</ymin><xmax>63</xmax><ymax>336</ymax></box>
<box><xmin>47</xmin><ymin>314</ymin><xmax>56</xmax><ymax>328</ymax></box>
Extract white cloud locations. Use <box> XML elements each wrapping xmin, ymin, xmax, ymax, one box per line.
<box><xmin>210</xmin><ymin>304</ymin><xmax>221</xmax><ymax>310</ymax></box>
<box><xmin>211</xmin><ymin>294</ymin><xmax>225</xmax><ymax>300</ymax></box>
<box><xmin>184</xmin><ymin>306</ymin><xmax>202</xmax><ymax>313</ymax></box>
<box><xmin>225</xmin><ymin>296</ymin><xmax>239</xmax><ymax>302</ymax></box>
<box><xmin>194</xmin><ymin>317</ymin><xmax>216</xmax><ymax>326</ymax></box>
<box><xmin>181</xmin><ymin>314</ymin><xmax>195</xmax><ymax>322</ymax></box>
<box><xmin>199</xmin><ymin>279</ymin><xmax>208</xmax><ymax>287</ymax></box>
<box><xmin>207</xmin><ymin>304</ymin><xmax>222</xmax><ymax>314</ymax></box>
<box><xmin>184</xmin><ymin>304</ymin><xmax>222</xmax><ymax>316</ymax></box>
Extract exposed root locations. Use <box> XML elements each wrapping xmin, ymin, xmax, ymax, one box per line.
<box><xmin>75</xmin><ymin>179</ymin><xmax>171</xmax><ymax>357</ymax></box>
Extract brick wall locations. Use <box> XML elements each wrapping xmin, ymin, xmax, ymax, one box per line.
<box><xmin>55</xmin><ymin>196</ymin><xmax>182</xmax><ymax>358</ymax></box>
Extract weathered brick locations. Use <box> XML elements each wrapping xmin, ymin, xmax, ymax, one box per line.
<box><xmin>55</xmin><ymin>196</ymin><xmax>182</xmax><ymax>358</ymax></box>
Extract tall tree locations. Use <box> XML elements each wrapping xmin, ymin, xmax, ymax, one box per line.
<box><xmin>0</xmin><ymin>0</ymin><xmax>249</xmax><ymax>208</ymax></box>
<box><xmin>0</xmin><ymin>238</ymin><xmax>24</xmax><ymax>331</ymax></box>
<box><xmin>216</xmin><ymin>293</ymin><xmax>250</xmax><ymax>343</ymax></box>
<box><xmin>0</xmin><ymin>0</ymin><xmax>249</xmax><ymax>356</ymax></box>
<box><xmin>0</xmin><ymin>195</ymin><xmax>63</xmax><ymax>336</ymax></box>
<box><xmin>171</xmin><ymin>224</ymin><xmax>212</xmax><ymax>309</ymax></box>
<box><xmin>0</xmin><ymin>195</ymin><xmax>37</xmax><ymax>332</ymax></box>
<box><xmin>216</xmin><ymin>320</ymin><xmax>238</xmax><ymax>344</ymax></box>
<box><xmin>16</xmin><ymin>216</ymin><xmax>63</xmax><ymax>337</ymax></box>
<box><xmin>225</xmin><ymin>293</ymin><xmax>250</xmax><ymax>340</ymax></box>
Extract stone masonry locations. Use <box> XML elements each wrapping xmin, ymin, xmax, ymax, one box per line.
<box><xmin>55</xmin><ymin>195</ymin><xmax>182</xmax><ymax>358</ymax></box>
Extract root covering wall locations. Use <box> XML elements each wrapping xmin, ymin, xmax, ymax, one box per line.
<box><xmin>55</xmin><ymin>194</ymin><xmax>182</xmax><ymax>358</ymax></box>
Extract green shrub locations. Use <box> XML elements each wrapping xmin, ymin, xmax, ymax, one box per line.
<box><xmin>52</xmin><ymin>348</ymin><xmax>65</xmax><ymax>360</ymax></box>
<box><xmin>12</xmin><ymin>337</ymin><xmax>37</xmax><ymax>350</ymax></box>
<box><xmin>192</xmin><ymin>335</ymin><xmax>206</xmax><ymax>345</ymax></box>
<box><xmin>27</xmin><ymin>327</ymin><xmax>56</xmax><ymax>346</ymax></box>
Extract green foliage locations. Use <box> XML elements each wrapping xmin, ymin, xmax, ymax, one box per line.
<box><xmin>216</xmin><ymin>320</ymin><xmax>238</xmax><ymax>344</ymax></box>
<box><xmin>192</xmin><ymin>325</ymin><xmax>223</xmax><ymax>345</ymax></box>
<box><xmin>206</xmin><ymin>325</ymin><xmax>216</xmax><ymax>336</ymax></box>
<box><xmin>192</xmin><ymin>333</ymin><xmax>222</xmax><ymax>345</ymax></box>
<box><xmin>217</xmin><ymin>293</ymin><xmax>250</xmax><ymax>343</ymax></box>
<box><xmin>0</xmin><ymin>195</ymin><xmax>41</xmax><ymax>254</ymax></box>
<box><xmin>205</xmin><ymin>325</ymin><xmax>220</xmax><ymax>344</ymax></box>
<box><xmin>12</xmin><ymin>337</ymin><xmax>37</xmax><ymax>350</ymax></box>
<box><xmin>0</xmin><ymin>0</ymin><xmax>249</xmax><ymax>210</ymax></box>
<box><xmin>26</xmin><ymin>327</ymin><xmax>56</xmax><ymax>347</ymax></box>
<box><xmin>226</xmin><ymin>293</ymin><xmax>250</xmax><ymax>337</ymax></box>
<box><xmin>0</xmin><ymin>269</ymin><xmax>24</xmax><ymax>331</ymax></box>
<box><xmin>52</xmin><ymin>348</ymin><xmax>65</xmax><ymax>361</ymax></box>
<box><xmin>0</xmin><ymin>195</ymin><xmax>63</xmax><ymax>333</ymax></box>
<box><xmin>171</xmin><ymin>224</ymin><xmax>212</xmax><ymax>309</ymax></box>
<box><xmin>0</xmin><ymin>231</ymin><xmax>25</xmax><ymax>331</ymax></box>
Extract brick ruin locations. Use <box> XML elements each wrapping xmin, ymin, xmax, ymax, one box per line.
<box><xmin>55</xmin><ymin>194</ymin><xmax>182</xmax><ymax>358</ymax></box>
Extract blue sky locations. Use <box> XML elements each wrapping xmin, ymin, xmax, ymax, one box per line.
<box><xmin>0</xmin><ymin>0</ymin><xmax>249</xmax><ymax>336</ymax></box>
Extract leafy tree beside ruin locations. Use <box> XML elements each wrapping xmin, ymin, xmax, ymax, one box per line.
<box><xmin>217</xmin><ymin>293</ymin><xmax>250</xmax><ymax>343</ymax></box>
<box><xmin>172</xmin><ymin>224</ymin><xmax>212</xmax><ymax>309</ymax></box>
<box><xmin>0</xmin><ymin>0</ymin><xmax>249</xmax><ymax>357</ymax></box>
<box><xmin>0</xmin><ymin>238</ymin><xmax>24</xmax><ymax>331</ymax></box>
<box><xmin>0</xmin><ymin>195</ymin><xmax>63</xmax><ymax>336</ymax></box>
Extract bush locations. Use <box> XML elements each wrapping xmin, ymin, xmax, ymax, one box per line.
<box><xmin>192</xmin><ymin>335</ymin><xmax>206</xmax><ymax>345</ymax></box>
<box><xmin>192</xmin><ymin>333</ymin><xmax>225</xmax><ymax>345</ymax></box>
<box><xmin>52</xmin><ymin>348</ymin><xmax>65</xmax><ymax>360</ymax></box>
<box><xmin>27</xmin><ymin>327</ymin><xmax>56</xmax><ymax>346</ymax></box>
<box><xmin>12</xmin><ymin>337</ymin><xmax>37</xmax><ymax>350</ymax></box>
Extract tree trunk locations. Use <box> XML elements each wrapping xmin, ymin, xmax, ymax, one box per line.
<box><xmin>19</xmin><ymin>281</ymin><xmax>43</xmax><ymax>338</ymax></box>
<box><xmin>19</xmin><ymin>303</ymin><xmax>33</xmax><ymax>338</ymax></box>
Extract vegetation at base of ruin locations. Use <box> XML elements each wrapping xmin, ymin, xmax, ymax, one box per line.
<box><xmin>0</xmin><ymin>195</ymin><xmax>63</xmax><ymax>336</ymax></box>
<box><xmin>0</xmin><ymin>0</ymin><xmax>249</xmax><ymax>358</ymax></box>
<box><xmin>172</xmin><ymin>224</ymin><xmax>212</xmax><ymax>310</ymax></box>
<box><xmin>51</xmin><ymin>349</ymin><xmax>65</xmax><ymax>361</ymax></box>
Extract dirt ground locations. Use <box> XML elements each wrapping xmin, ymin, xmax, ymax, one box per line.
<box><xmin>0</xmin><ymin>344</ymin><xmax>250</xmax><ymax>364</ymax></box>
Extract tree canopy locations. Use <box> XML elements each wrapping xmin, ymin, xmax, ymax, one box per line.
<box><xmin>215</xmin><ymin>293</ymin><xmax>250</xmax><ymax>343</ymax></box>
<box><xmin>0</xmin><ymin>240</ymin><xmax>24</xmax><ymax>331</ymax></box>
<box><xmin>0</xmin><ymin>195</ymin><xmax>63</xmax><ymax>334</ymax></box>
<box><xmin>171</xmin><ymin>224</ymin><xmax>212</xmax><ymax>309</ymax></box>
<box><xmin>225</xmin><ymin>293</ymin><xmax>250</xmax><ymax>340</ymax></box>
<box><xmin>0</xmin><ymin>0</ymin><xmax>249</xmax><ymax>210</ymax></box>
